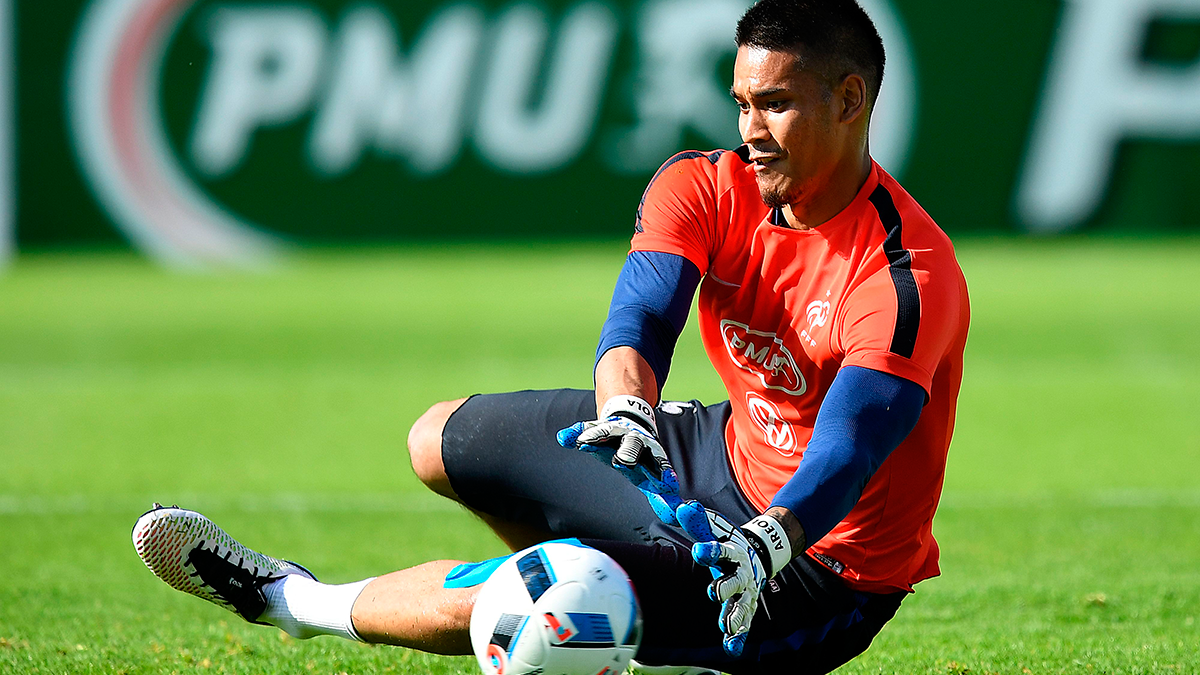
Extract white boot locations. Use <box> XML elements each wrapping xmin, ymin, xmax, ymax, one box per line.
<box><xmin>132</xmin><ymin>504</ymin><xmax>371</xmax><ymax>641</ymax></box>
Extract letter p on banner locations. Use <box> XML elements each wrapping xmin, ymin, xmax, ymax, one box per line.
<box><xmin>1018</xmin><ymin>0</ymin><xmax>1200</xmax><ymax>233</ymax></box>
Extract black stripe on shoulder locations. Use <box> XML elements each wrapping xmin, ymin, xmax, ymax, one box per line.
<box><xmin>634</xmin><ymin>150</ymin><xmax>726</xmax><ymax>233</ymax></box>
<box><xmin>649</xmin><ymin>151</ymin><xmax>709</xmax><ymax>184</ymax></box>
<box><xmin>868</xmin><ymin>184</ymin><xmax>920</xmax><ymax>359</ymax></box>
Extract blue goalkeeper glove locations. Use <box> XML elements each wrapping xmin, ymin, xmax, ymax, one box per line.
<box><xmin>676</xmin><ymin>500</ymin><xmax>792</xmax><ymax>658</ymax></box>
<box><xmin>557</xmin><ymin>395</ymin><xmax>683</xmax><ymax>526</ymax></box>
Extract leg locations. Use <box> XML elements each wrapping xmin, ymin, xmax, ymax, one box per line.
<box><xmin>134</xmin><ymin>506</ymin><xmax>476</xmax><ymax>654</ymax></box>
<box><xmin>585</xmin><ymin>539</ymin><xmax>906</xmax><ymax>675</ymax></box>
<box><xmin>134</xmin><ymin>505</ymin><xmax>900</xmax><ymax>673</ymax></box>
<box><xmin>408</xmin><ymin>396</ymin><xmax>555</xmax><ymax>550</ymax></box>
<box><xmin>436</xmin><ymin>389</ymin><xmax>684</xmax><ymax>547</ymax></box>
<box><xmin>407</xmin><ymin>398</ymin><xmax>466</xmax><ymax>500</ymax></box>
<box><xmin>427</xmin><ymin>392</ymin><xmax>744</xmax><ymax>554</ymax></box>
<box><xmin>350</xmin><ymin>561</ymin><xmax>475</xmax><ymax>654</ymax></box>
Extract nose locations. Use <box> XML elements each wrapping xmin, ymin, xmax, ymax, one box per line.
<box><xmin>740</xmin><ymin>106</ymin><xmax>770</xmax><ymax>146</ymax></box>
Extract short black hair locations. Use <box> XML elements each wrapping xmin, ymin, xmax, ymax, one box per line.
<box><xmin>735</xmin><ymin>0</ymin><xmax>886</xmax><ymax>105</ymax></box>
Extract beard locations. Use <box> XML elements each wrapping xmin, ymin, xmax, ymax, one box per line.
<box><xmin>757</xmin><ymin>175</ymin><xmax>798</xmax><ymax>209</ymax></box>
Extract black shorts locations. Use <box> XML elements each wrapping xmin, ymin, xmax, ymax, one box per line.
<box><xmin>441</xmin><ymin>389</ymin><xmax>905</xmax><ymax>674</ymax></box>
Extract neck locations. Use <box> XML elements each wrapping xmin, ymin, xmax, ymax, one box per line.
<box><xmin>781</xmin><ymin>148</ymin><xmax>872</xmax><ymax>230</ymax></box>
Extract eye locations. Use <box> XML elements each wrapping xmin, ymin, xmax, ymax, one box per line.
<box><xmin>764</xmin><ymin>99</ymin><xmax>785</xmax><ymax>111</ymax></box>
<box><xmin>736</xmin><ymin>100</ymin><xmax>750</xmax><ymax>113</ymax></box>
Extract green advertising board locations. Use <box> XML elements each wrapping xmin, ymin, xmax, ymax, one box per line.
<box><xmin>8</xmin><ymin>0</ymin><xmax>1200</xmax><ymax>265</ymax></box>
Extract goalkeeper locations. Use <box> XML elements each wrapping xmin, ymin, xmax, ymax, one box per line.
<box><xmin>409</xmin><ymin>0</ymin><xmax>967</xmax><ymax>669</ymax></box>
<box><xmin>133</xmin><ymin>1</ymin><xmax>968</xmax><ymax>673</ymax></box>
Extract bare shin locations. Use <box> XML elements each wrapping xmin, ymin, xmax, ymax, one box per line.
<box><xmin>349</xmin><ymin>561</ymin><xmax>477</xmax><ymax>655</ymax></box>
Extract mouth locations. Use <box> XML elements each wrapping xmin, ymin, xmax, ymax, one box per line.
<box><xmin>749</xmin><ymin>154</ymin><xmax>783</xmax><ymax>173</ymax></box>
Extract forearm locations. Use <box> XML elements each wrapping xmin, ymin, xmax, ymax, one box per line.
<box><xmin>594</xmin><ymin>251</ymin><xmax>700</xmax><ymax>405</ymax></box>
<box><xmin>761</xmin><ymin>506</ymin><xmax>807</xmax><ymax>555</ymax></box>
<box><xmin>594</xmin><ymin>346</ymin><xmax>659</xmax><ymax>414</ymax></box>
<box><xmin>769</xmin><ymin>366</ymin><xmax>925</xmax><ymax>547</ymax></box>
<box><xmin>569</xmin><ymin>344</ymin><xmax>681</xmax><ymax>528</ymax></box>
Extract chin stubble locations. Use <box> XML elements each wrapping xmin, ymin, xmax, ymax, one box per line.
<box><xmin>758</xmin><ymin>179</ymin><xmax>796</xmax><ymax>209</ymax></box>
<box><xmin>761</xmin><ymin>189</ymin><xmax>788</xmax><ymax>209</ymax></box>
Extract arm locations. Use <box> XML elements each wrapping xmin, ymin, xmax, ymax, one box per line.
<box><xmin>677</xmin><ymin>366</ymin><xmax>924</xmax><ymax>656</ymax></box>
<box><xmin>558</xmin><ymin>250</ymin><xmax>700</xmax><ymax>524</ymax></box>
<box><xmin>593</xmin><ymin>250</ymin><xmax>702</xmax><ymax>413</ymax></box>
<box><xmin>595</xmin><ymin>347</ymin><xmax>658</xmax><ymax>411</ymax></box>
<box><xmin>761</xmin><ymin>365</ymin><xmax>926</xmax><ymax>561</ymax></box>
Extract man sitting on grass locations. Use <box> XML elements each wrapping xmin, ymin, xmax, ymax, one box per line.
<box><xmin>133</xmin><ymin>1</ymin><xmax>969</xmax><ymax>673</ymax></box>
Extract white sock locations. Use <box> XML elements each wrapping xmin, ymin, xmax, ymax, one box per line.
<box><xmin>261</xmin><ymin>574</ymin><xmax>375</xmax><ymax>642</ymax></box>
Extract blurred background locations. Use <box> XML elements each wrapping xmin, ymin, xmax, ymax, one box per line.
<box><xmin>6</xmin><ymin>0</ymin><xmax>1200</xmax><ymax>261</ymax></box>
<box><xmin>2</xmin><ymin>0</ymin><xmax>1199</xmax><ymax>673</ymax></box>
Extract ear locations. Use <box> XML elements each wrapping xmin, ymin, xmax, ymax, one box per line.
<box><xmin>837</xmin><ymin>74</ymin><xmax>868</xmax><ymax>125</ymax></box>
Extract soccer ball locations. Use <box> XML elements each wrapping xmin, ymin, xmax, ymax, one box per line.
<box><xmin>469</xmin><ymin>542</ymin><xmax>642</xmax><ymax>675</ymax></box>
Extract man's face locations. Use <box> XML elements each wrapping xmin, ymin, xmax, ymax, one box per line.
<box><xmin>731</xmin><ymin>46</ymin><xmax>845</xmax><ymax>209</ymax></box>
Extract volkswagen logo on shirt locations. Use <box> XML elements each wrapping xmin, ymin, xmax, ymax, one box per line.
<box><xmin>745</xmin><ymin>392</ymin><xmax>796</xmax><ymax>457</ymax></box>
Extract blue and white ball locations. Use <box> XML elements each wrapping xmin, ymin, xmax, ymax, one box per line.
<box><xmin>469</xmin><ymin>542</ymin><xmax>642</xmax><ymax>675</ymax></box>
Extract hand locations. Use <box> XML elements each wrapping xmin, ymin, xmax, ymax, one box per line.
<box><xmin>676</xmin><ymin>501</ymin><xmax>787</xmax><ymax>658</ymax></box>
<box><xmin>556</xmin><ymin>395</ymin><xmax>683</xmax><ymax>526</ymax></box>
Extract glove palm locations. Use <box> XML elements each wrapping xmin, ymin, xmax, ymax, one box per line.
<box><xmin>557</xmin><ymin>398</ymin><xmax>682</xmax><ymax>526</ymax></box>
<box><xmin>676</xmin><ymin>500</ymin><xmax>770</xmax><ymax>657</ymax></box>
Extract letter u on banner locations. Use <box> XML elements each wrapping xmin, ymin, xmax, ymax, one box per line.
<box><xmin>475</xmin><ymin>2</ymin><xmax>619</xmax><ymax>174</ymax></box>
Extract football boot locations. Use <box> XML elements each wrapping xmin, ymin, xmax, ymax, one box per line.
<box><xmin>132</xmin><ymin>504</ymin><xmax>315</xmax><ymax>624</ymax></box>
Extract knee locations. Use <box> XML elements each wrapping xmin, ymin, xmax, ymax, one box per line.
<box><xmin>407</xmin><ymin>398</ymin><xmax>467</xmax><ymax>497</ymax></box>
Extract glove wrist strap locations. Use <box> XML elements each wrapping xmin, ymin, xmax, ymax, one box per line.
<box><xmin>742</xmin><ymin>514</ymin><xmax>792</xmax><ymax>579</ymax></box>
<box><xmin>599</xmin><ymin>395</ymin><xmax>658</xmax><ymax>437</ymax></box>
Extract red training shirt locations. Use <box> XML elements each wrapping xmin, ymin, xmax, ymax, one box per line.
<box><xmin>631</xmin><ymin>148</ymin><xmax>969</xmax><ymax>594</ymax></box>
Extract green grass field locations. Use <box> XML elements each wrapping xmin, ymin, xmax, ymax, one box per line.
<box><xmin>1</xmin><ymin>238</ymin><xmax>1198</xmax><ymax>674</ymax></box>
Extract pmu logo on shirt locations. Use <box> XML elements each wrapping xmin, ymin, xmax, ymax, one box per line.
<box><xmin>720</xmin><ymin>320</ymin><xmax>808</xmax><ymax>396</ymax></box>
<box><xmin>745</xmin><ymin>392</ymin><xmax>796</xmax><ymax>456</ymax></box>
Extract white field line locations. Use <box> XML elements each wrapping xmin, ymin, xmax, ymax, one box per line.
<box><xmin>0</xmin><ymin>493</ymin><xmax>465</xmax><ymax>516</ymax></box>
<box><xmin>1</xmin><ymin>489</ymin><xmax>1199</xmax><ymax>515</ymax></box>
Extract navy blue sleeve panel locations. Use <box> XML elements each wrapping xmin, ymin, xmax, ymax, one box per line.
<box><xmin>769</xmin><ymin>366</ymin><xmax>925</xmax><ymax>546</ymax></box>
<box><xmin>596</xmin><ymin>251</ymin><xmax>702</xmax><ymax>396</ymax></box>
